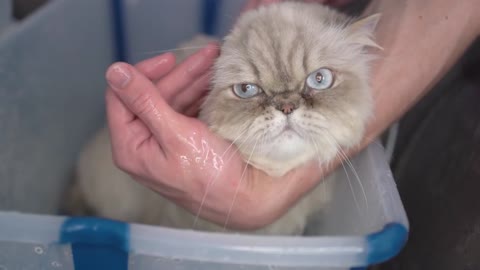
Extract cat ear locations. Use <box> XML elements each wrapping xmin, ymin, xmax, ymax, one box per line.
<box><xmin>348</xmin><ymin>13</ymin><xmax>382</xmax><ymax>49</ymax></box>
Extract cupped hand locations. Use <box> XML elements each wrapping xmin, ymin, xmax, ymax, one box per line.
<box><xmin>105</xmin><ymin>44</ymin><xmax>326</xmax><ymax>230</ymax></box>
<box><xmin>242</xmin><ymin>0</ymin><xmax>353</xmax><ymax>13</ymax></box>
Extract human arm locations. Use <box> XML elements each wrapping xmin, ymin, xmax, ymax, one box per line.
<box><xmin>359</xmin><ymin>0</ymin><xmax>480</xmax><ymax>149</ymax></box>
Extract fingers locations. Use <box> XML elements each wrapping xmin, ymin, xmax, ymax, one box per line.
<box><xmin>129</xmin><ymin>42</ymin><xmax>217</xmax><ymax>111</ymax></box>
<box><xmin>105</xmin><ymin>43</ymin><xmax>219</xmax><ymax>171</ymax></box>
<box><xmin>241</xmin><ymin>0</ymin><xmax>351</xmax><ymax>14</ymax></box>
<box><xmin>105</xmin><ymin>88</ymin><xmax>155</xmax><ymax>169</ymax></box>
<box><xmin>327</xmin><ymin>0</ymin><xmax>353</xmax><ymax>7</ymax></box>
<box><xmin>106</xmin><ymin>53</ymin><xmax>175</xmax><ymax>174</ymax></box>
<box><xmin>260</xmin><ymin>0</ymin><xmax>281</xmax><ymax>5</ymax></box>
<box><xmin>106</xmin><ymin>88</ymin><xmax>147</xmax><ymax>136</ymax></box>
<box><xmin>135</xmin><ymin>52</ymin><xmax>176</xmax><ymax>81</ymax></box>
<box><xmin>106</xmin><ymin>62</ymin><xmax>184</xmax><ymax>142</ymax></box>
<box><xmin>242</xmin><ymin>0</ymin><xmax>260</xmax><ymax>12</ymax></box>
<box><xmin>304</xmin><ymin>0</ymin><xmax>353</xmax><ymax>6</ymax></box>
<box><xmin>242</xmin><ymin>0</ymin><xmax>280</xmax><ymax>13</ymax></box>
<box><xmin>171</xmin><ymin>71</ymin><xmax>211</xmax><ymax>113</ymax></box>
<box><xmin>155</xmin><ymin>42</ymin><xmax>219</xmax><ymax>102</ymax></box>
<box><xmin>184</xmin><ymin>97</ymin><xmax>207</xmax><ymax>117</ymax></box>
<box><xmin>132</xmin><ymin>44</ymin><xmax>218</xmax><ymax>111</ymax></box>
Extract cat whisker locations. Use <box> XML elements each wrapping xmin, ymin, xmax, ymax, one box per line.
<box><xmin>137</xmin><ymin>41</ymin><xmax>251</xmax><ymax>57</ymax></box>
<box><xmin>223</xmin><ymin>134</ymin><xmax>261</xmax><ymax>231</ymax></box>
<box><xmin>222</xmin><ymin>128</ymin><xmax>251</xmax><ymax>159</ymax></box>
<box><xmin>336</xmin><ymin>149</ymin><xmax>361</xmax><ymax>212</ymax></box>
<box><xmin>222</xmin><ymin>12</ymin><xmax>236</xmax><ymax>20</ymax></box>
<box><xmin>340</xmin><ymin>153</ymin><xmax>369</xmax><ymax>211</ymax></box>
<box><xmin>304</xmin><ymin>132</ymin><xmax>328</xmax><ymax>200</ymax></box>
<box><xmin>335</xmin><ymin>147</ymin><xmax>368</xmax><ymax>211</ymax></box>
<box><xmin>322</xmin><ymin>130</ymin><xmax>369</xmax><ymax>213</ymax></box>
<box><xmin>192</xmin><ymin>127</ymin><xmax>251</xmax><ymax>228</ymax></box>
<box><xmin>192</xmin><ymin>125</ymin><xmax>263</xmax><ymax>228</ymax></box>
<box><xmin>137</xmin><ymin>45</ymin><xmax>221</xmax><ymax>56</ymax></box>
<box><xmin>300</xmin><ymin>127</ymin><xmax>355</xmax><ymax>212</ymax></box>
<box><xmin>314</xmin><ymin>111</ymin><xmax>369</xmax><ymax>212</ymax></box>
<box><xmin>224</xmin><ymin>127</ymin><xmax>258</xmax><ymax>161</ymax></box>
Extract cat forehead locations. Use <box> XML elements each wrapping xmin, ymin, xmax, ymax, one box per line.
<box><xmin>217</xmin><ymin>3</ymin><xmax>359</xmax><ymax>84</ymax></box>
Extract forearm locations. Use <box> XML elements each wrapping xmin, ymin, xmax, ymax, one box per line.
<box><xmin>361</xmin><ymin>0</ymin><xmax>480</xmax><ymax>147</ymax></box>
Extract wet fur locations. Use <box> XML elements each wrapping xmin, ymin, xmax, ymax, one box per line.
<box><xmin>67</xmin><ymin>2</ymin><xmax>379</xmax><ymax>235</ymax></box>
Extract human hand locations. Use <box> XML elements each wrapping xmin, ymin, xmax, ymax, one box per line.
<box><xmin>242</xmin><ymin>0</ymin><xmax>353</xmax><ymax>13</ymax></box>
<box><xmin>105</xmin><ymin>45</ymin><xmax>326</xmax><ymax>230</ymax></box>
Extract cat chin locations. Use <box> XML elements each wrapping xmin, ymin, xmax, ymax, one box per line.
<box><xmin>248</xmin><ymin>154</ymin><xmax>315</xmax><ymax>177</ymax></box>
<box><xmin>240</xmin><ymin>133</ymin><xmax>318</xmax><ymax>177</ymax></box>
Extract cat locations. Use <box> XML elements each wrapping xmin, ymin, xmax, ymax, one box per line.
<box><xmin>66</xmin><ymin>2</ymin><xmax>380</xmax><ymax>235</ymax></box>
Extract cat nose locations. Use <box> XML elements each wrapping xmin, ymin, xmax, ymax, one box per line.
<box><xmin>276</xmin><ymin>103</ymin><xmax>297</xmax><ymax>115</ymax></box>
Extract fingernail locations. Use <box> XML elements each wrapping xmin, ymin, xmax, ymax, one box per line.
<box><xmin>106</xmin><ymin>63</ymin><xmax>131</xmax><ymax>89</ymax></box>
<box><xmin>203</xmin><ymin>42</ymin><xmax>219</xmax><ymax>56</ymax></box>
<box><xmin>186</xmin><ymin>44</ymin><xmax>218</xmax><ymax>73</ymax></box>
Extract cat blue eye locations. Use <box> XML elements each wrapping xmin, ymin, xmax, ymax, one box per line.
<box><xmin>232</xmin><ymin>83</ymin><xmax>261</xmax><ymax>98</ymax></box>
<box><xmin>306</xmin><ymin>68</ymin><xmax>334</xmax><ymax>90</ymax></box>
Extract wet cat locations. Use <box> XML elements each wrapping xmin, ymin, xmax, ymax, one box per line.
<box><xmin>67</xmin><ymin>2</ymin><xmax>380</xmax><ymax>235</ymax></box>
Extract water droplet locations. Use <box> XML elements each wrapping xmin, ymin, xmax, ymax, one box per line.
<box><xmin>63</xmin><ymin>249</ymin><xmax>71</xmax><ymax>257</ymax></box>
<box><xmin>34</xmin><ymin>246</ymin><xmax>44</xmax><ymax>255</ymax></box>
<box><xmin>155</xmin><ymin>257</ymin><xmax>166</xmax><ymax>263</ymax></box>
<box><xmin>51</xmin><ymin>261</ymin><xmax>62</xmax><ymax>268</ymax></box>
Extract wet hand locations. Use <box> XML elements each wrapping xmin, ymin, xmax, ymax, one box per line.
<box><xmin>242</xmin><ymin>0</ymin><xmax>353</xmax><ymax>13</ymax></box>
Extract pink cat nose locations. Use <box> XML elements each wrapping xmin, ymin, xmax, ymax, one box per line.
<box><xmin>277</xmin><ymin>103</ymin><xmax>296</xmax><ymax>115</ymax></box>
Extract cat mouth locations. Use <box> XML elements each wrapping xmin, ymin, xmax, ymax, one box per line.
<box><xmin>279</xmin><ymin>124</ymin><xmax>300</xmax><ymax>137</ymax></box>
<box><xmin>283</xmin><ymin>125</ymin><xmax>294</xmax><ymax>132</ymax></box>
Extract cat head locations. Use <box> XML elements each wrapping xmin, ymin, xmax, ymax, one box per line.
<box><xmin>200</xmin><ymin>2</ymin><xmax>380</xmax><ymax>176</ymax></box>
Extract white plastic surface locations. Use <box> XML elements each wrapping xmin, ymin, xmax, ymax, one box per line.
<box><xmin>0</xmin><ymin>0</ymin><xmax>12</xmax><ymax>34</ymax></box>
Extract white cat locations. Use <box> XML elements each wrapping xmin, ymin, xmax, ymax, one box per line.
<box><xmin>67</xmin><ymin>2</ymin><xmax>379</xmax><ymax>235</ymax></box>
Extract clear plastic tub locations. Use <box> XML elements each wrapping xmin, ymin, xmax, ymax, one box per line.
<box><xmin>0</xmin><ymin>142</ymin><xmax>408</xmax><ymax>270</ymax></box>
<box><xmin>0</xmin><ymin>0</ymin><xmax>408</xmax><ymax>269</ymax></box>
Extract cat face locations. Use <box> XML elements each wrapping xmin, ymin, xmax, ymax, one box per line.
<box><xmin>200</xmin><ymin>2</ymin><xmax>379</xmax><ymax>176</ymax></box>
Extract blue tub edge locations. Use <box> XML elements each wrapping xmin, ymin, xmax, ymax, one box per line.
<box><xmin>366</xmin><ymin>222</ymin><xmax>408</xmax><ymax>265</ymax></box>
<box><xmin>59</xmin><ymin>217</ymin><xmax>130</xmax><ymax>270</ymax></box>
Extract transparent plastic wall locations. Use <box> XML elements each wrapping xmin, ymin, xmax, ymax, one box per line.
<box><xmin>0</xmin><ymin>1</ymin><xmax>12</xmax><ymax>33</ymax></box>
<box><xmin>0</xmin><ymin>1</ymin><xmax>408</xmax><ymax>269</ymax></box>
<box><xmin>0</xmin><ymin>0</ymin><xmax>114</xmax><ymax>214</ymax></box>
<box><xmin>123</xmin><ymin>0</ymin><xmax>248</xmax><ymax>63</ymax></box>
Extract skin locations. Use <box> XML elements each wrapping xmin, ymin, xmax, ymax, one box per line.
<box><xmin>105</xmin><ymin>0</ymin><xmax>480</xmax><ymax>230</ymax></box>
